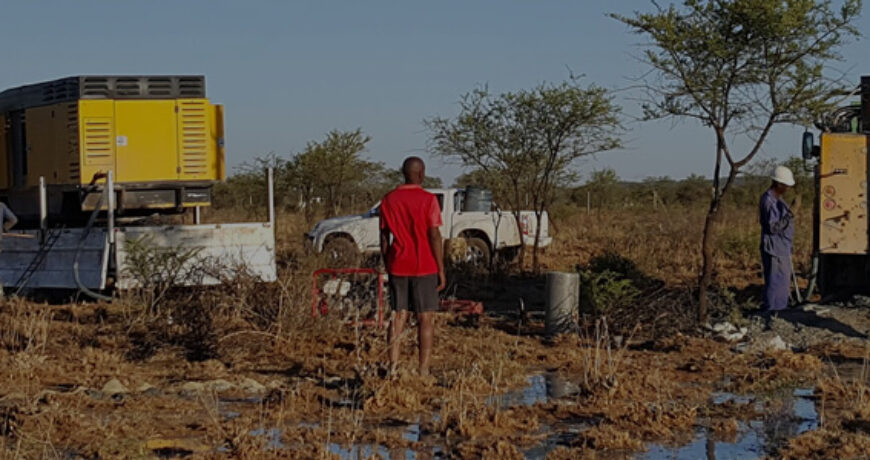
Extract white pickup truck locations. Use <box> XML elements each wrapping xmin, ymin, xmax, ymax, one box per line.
<box><xmin>306</xmin><ymin>188</ymin><xmax>552</xmax><ymax>266</ymax></box>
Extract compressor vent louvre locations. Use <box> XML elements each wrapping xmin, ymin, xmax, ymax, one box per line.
<box><xmin>82</xmin><ymin>118</ymin><xmax>114</xmax><ymax>166</ymax></box>
<box><xmin>177</xmin><ymin>100</ymin><xmax>209</xmax><ymax>178</ymax></box>
<box><xmin>67</xmin><ymin>103</ymin><xmax>80</xmax><ymax>182</ymax></box>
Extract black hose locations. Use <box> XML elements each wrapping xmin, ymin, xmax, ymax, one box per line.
<box><xmin>73</xmin><ymin>191</ymin><xmax>113</xmax><ymax>301</ymax></box>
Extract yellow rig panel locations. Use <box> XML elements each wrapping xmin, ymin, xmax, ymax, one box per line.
<box><xmin>818</xmin><ymin>133</ymin><xmax>869</xmax><ymax>254</ymax></box>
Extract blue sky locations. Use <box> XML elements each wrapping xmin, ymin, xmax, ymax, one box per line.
<box><xmin>1</xmin><ymin>1</ymin><xmax>867</xmax><ymax>184</ymax></box>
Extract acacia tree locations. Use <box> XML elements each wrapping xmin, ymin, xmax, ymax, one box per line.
<box><xmin>615</xmin><ymin>0</ymin><xmax>861</xmax><ymax>322</ymax></box>
<box><xmin>287</xmin><ymin>128</ymin><xmax>375</xmax><ymax>218</ymax></box>
<box><xmin>427</xmin><ymin>80</ymin><xmax>622</xmax><ymax>269</ymax></box>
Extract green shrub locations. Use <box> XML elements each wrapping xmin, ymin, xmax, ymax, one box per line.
<box><xmin>579</xmin><ymin>269</ymin><xmax>641</xmax><ymax>315</ymax></box>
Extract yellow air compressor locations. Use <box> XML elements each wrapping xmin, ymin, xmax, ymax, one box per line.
<box><xmin>0</xmin><ymin>76</ymin><xmax>225</xmax><ymax>221</ymax></box>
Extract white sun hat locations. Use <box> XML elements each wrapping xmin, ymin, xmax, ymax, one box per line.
<box><xmin>771</xmin><ymin>165</ymin><xmax>795</xmax><ymax>187</ymax></box>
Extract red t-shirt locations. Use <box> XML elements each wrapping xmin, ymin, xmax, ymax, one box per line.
<box><xmin>379</xmin><ymin>185</ymin><xmax>442</xmax><ymax>276</ymax></box>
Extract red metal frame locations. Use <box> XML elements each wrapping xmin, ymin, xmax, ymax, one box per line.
<box><xmin>439</xmin><ymin>298</ymin><xmax>484</xmax><ymax>316</ymax></box>
<box><xmin>312</xmin><ymin>268</ymin><xmax>485</xmax><ymax>328</ymax></box>
<box><xmin>311</xmin><ymin>268</ymin><xmax>385</xmax><ymax>327</ymax></box>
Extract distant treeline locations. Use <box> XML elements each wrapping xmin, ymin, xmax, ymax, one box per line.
<box><xmin>547</xmin><ymin>157</ymin><xmax>813</xmax><ymax>216</ymax></box>
<box><xmin>212</xmin><ymin>129</ymin><xmax>441</xmax><ymax>220</ymax></box>
<box><xmin>215</xmin><ymin>147</ymin><xmax>812</xmax><ymax>221</ymax></box>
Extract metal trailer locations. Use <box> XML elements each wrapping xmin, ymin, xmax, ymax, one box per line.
<box><xmin>0</xmin><ymin>169</ymin><xmax>277</xmax><ymax>297</ymax></box>
<box><xmin>802</xmin><ymin>75</ymin><xmax>870</xmax><ymax>298</ymax></box>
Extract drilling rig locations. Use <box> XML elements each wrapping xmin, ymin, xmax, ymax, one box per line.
<box><xmin>802</xmin><ymin>75</ymin><xmax>870</xmax><ymax>299</ymax></box>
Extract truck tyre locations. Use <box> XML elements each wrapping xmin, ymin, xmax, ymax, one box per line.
<box><xmin>465</xmin><ymin>237</ymin><xmax>491</xmax><ymax>268</ymax></box>
<box><xmin>323</xmin><ymin>236</ymin><xmax>361</xmax><ymax>268</ymax></box>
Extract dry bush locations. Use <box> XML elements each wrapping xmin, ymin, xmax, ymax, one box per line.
<box><xmin>0</xmin><ymin>299</ymin><xmax>49</xmax><ymax>355</ymax></box>
<box><xmin>539</xmin><ymin>204</ymin><xmax>811</xmax><ymax>288</ymax></box>
<box><xmin>575</xmin><ymin>319</ymin><xmax>625</xmax><ymax>394</ymax></box>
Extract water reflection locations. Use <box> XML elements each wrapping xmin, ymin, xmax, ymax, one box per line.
<box><xmin>639</xmin><ymin>388</ymin><xmax>818</xmax><ymax>460</ymax></box>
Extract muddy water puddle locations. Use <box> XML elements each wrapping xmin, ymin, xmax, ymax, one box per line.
<box><xmin>488</xmin><ymin>373</ymin><xmax>581</xmax><ymax>408</ymax></box>
<box><xmin>636</xmin><ymin>388</ymin><xmax>819</xmax><ymax>460</ymax></box>
<box><xmin>209</xmin><ymin>376</ymin><xmax>821</xmax><ymax>459</ymax></box>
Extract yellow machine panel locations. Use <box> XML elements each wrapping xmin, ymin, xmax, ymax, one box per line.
<box><xmin>115</xmin><ymin>100</ymin><xmax>178</xmax><ymax>183</ymax></box>
<box><xmin>79</xmin><ymin>100</ymin><xmax>116</xmax><ymax>184</ymax></box>
<box><xmin>177</xmin><ymin>99</ymin><xmax>212</xmax><ymax>181</ymax></box>
<box><xmin>0</xmin><ymin>114</ymin><xmax>7</xmax><ymax>189</ymax></box>
<box><xmin>211</xmin><ymin>104</ymin><xmax>226</xmax><ymax>180</ymax></box>
<box><xmin>78</xmin><ymin>98</ymin><xmax>223</xmax><ymax>186</ymax></box>
<box><xmin>59</xmin><ymin>103</ymin><xmax>80</xmax><ymax>184</ymax></box>
<box><xmin>25</xmin><ymin>105</ymin><xmax>56</xmax><ymax>186</ymax></box>
<box><xmin>24</xmin><ymin>103</ymin><xmax>78</xmax><ymax>187</ymax></box>
<box><xmin>819</xmin><ymin>133</ymin><xmax>868</xmax><ymax>254</ymax></box>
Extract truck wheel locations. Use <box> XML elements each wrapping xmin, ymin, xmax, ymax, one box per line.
<box><xmin>465</xmin><ymin>237</ymin><xmax>491</xmax><ymax>268</ymax></box>
<box><xmin>323</xmin><ymin>236</ymin><xmax>361</xmax><ymax>268</ymax></box>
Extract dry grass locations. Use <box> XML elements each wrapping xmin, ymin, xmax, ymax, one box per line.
<box><xmin>538</xmin><ymin>204</ymin><xmax>812</xmax><ymax>289</ymax></box>
<box><xmin>0</xmin><ymin>205</ymin><xmax>851</xmax><ymax>458</ymax></box>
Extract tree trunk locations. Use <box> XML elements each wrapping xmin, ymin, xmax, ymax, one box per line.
<box><xmin>513</xmin><ymin>210</ymin><xmax>524</xmax><ymax>268</ymax></box>
<box><xmin>698</xmin><ymin>166</ymin><xmax>739</xmax><ymax>323</ymax></box>
<box><xmin>532</xmin><ymin>210</ymin><xmax>544</xmax><ymax>272</ymax></box>
<box><xmin>699</xmin><ymin>132</ymin><xmax>726</xmax><ymax>324</ymax></box>
<box><xmin>512</xmin><ymin>183</ymin><xmax>525</xmax><ymax>268</ymax></box>
<box><xmin>697</xmin><ymin>202</ymin><xmax>721</xmax><ymax>323</ymax></box>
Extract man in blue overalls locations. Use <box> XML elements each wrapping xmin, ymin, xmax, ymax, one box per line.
<box><xmin>759</xmin><ymin>166</ymin><xmax>799</xmax><ymax>311</ymax></box>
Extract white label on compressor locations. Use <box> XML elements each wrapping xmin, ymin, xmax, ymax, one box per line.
<box><xmin>116</xmin><ymin>135</ymin><xmax>128</xmax><ymax>147</ymax></box>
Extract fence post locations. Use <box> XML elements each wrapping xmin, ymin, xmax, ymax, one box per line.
<box><xmin>266</xmin><ymin>167</ymin><xmax>275</xmax><ymax>227</ymax></box>
<box><xmin>38</xmin><ymin>176</ymin><xmax>47</xmax><ymax>244</ymax></box>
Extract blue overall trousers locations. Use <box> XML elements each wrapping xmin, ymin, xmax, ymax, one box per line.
<box><xmin>759</xmin><ymin>189</ymin><xmax>794</xmax><ymax>311</ymax></box>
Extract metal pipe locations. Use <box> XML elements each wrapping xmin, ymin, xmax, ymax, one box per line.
<box><xmin>38</xmin><ymin>176</ymin><xmax>47</xmax><ymax>244</ymax></box>
<box><xmin>107</xmin><ymin>170</ymin><xmax>115</xmax><ymax>245</ymax></box>
<box><xmin>267</xmin><ymin>167</ymin><xmax>275</xmax><ymax>227</ymax></box>
<box><xmin>194</xmin><ymin>206</ymin><xmax>201</xmax><ymax>225</ymax></box>
<box><xmin>805</xmin><ymin>251</ymin><xmax>819</xmax><ymax>300</ymax></box>
<box><xmin>545</xmin><ymin>271</ymin><xmax>580</xmax><ymax>337</ymax></box>
<box><xmin>791</xmin><ymin>257</ymin><xmax>803</xmax><ymax>304</ymax></box>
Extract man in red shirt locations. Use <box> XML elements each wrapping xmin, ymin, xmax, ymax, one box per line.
<box><xmin>380</xmin><ymin>157</ymin><xmax>445</xmax><ymax>376</ymax></box>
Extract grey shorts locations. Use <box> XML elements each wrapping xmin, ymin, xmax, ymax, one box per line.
<box><xmin>389</xmin><ymin>274</ymin><xmax>439</xmax><ymax>313</ymax></box>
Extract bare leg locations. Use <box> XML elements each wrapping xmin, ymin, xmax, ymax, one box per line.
<box><xmin>418</xmin><ymin>311</ymin><xmax>434</xmax><ymax>376</ymax></box>
<box><xmin>389</xmin><ymin>310</ymin><xmax>408</xmax><ymax>373</ymax></box>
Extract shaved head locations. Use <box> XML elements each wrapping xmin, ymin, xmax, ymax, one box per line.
<box><xmin>402</xmin><ymin>157</ymin><xmax>426</xmax><ymax>185</ymax></box>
